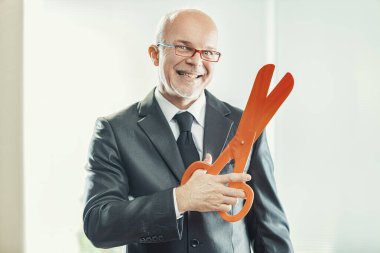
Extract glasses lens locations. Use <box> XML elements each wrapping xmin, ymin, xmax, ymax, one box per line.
<box><xmin>175</xmin><ymin>46</ymin><xmax>194</xmax><ymax>57</ymax></box>
<box><xmin>201</xmin><ymin>51</ymin><xmax>220</xmax><ymax>61</ymax></box>
<box><xmin>174</xmin><ymin>45</ymin><xmax>220</xmax><ymax>62</ymax></box>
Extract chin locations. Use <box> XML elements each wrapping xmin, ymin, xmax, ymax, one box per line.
<box><xmin>171</xmin><ymin>85</ymin><xmax>203</xmax><ymax>100</ymax></box>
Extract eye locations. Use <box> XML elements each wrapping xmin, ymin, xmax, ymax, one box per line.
<box><xmin>203</xmin><ymin>50</ymin><xmax>214</xmax><ymax>56</ymax></box>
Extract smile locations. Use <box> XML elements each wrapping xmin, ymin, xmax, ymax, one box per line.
<box><xmin>176</xmin><ymin>70</ymin><xmax>203</xmax><ymax>79</ymax></box>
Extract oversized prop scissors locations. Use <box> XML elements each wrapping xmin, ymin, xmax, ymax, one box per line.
<box><xmin>180</xmin><ymin>64</ymin><xmax>294</xmax><ymax>222</ymax></box>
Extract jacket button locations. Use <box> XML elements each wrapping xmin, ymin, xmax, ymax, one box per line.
<box><xmin>191</xmin><ymin>239</ymin><xmax>200</xmax><ymax>248</ymax></box>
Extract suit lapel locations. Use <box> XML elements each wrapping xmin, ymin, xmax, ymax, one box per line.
<box><xmin>137</xmin><ymin>89</ymin><xmax>185</xmax><ymax>181</ymax></box>
<box><xmin>203</xmin><ymin>90</ymin><xmax>234</xmax><ymax>161</ymax></box>
<box><xmin>136</xmin><ymin>89</ymin><xmax>234</xmax><ymax>181</ymax></box>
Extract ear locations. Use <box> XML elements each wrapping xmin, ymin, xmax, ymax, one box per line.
<box><xmin>148</xmin><ymin>45</ymin><xmax>159</xmax><ymax>66</ymax></box>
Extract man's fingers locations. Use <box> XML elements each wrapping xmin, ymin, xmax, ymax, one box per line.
<box><xmin>192</xmin><ymin>169</ymin><xmax>207</xmax><ymax>176</ymax></box>
<box><xmin>220</xmin><ymin>186</ymin><xmax>246</xmax><ymax>199</ymax></box>
<box><xmin>215</xmin><ymin>173</ymin><xmax>251</xmax><ymax>184</ymax></box>
<box><xmin>218</xmin><ymin>204</ymin><xmax>232</xmax><ymax>213</ymax></box>
<box><xmin>203</xmin><ymin>153</ymin><xmax>213</xmax><ymax>164</ymax></box>
<box><xmin>222</xmin><ymin>196</ymin><xmax>238</xmax><ymax>206</ymax></box>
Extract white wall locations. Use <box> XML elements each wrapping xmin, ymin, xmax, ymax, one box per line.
<box><xmin>22</xmin><ymin>0</ymin><xmax>380</xmax><ymax>253</ymax></box>
<box><xmin>275</xmin><ymin>1</ymin><xmax>380</xmax><ymax>252</ymax></box>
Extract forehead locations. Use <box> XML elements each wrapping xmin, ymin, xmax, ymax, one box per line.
<box><xmin>164</xmin><ymin>13</ymin><xmax>218</xmax><ymax>49</ymax></box>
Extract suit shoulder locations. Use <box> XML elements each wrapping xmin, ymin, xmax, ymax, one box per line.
<box><xmin>104</xmin><ymin>102</ymin><xmax>139</xmax><ymax>120</ymax></box>
<box><xmin>222</xmin><ymin>101</ymin><xmax>243</xmax><ymax>123</ymax></box>
<box><xmin>96</xmin><ymin>102</ymin><xmax>140</xmax><ymax>131</ymax></box>
<box><xmin>205</xmin><ymin>89</ymin><xmax>243</xmax><ymax>122</ymax></box>
<box><xmin>222</xmin><ymin>101</ymin><xmax>243</xmax><ymax>115</ymax></box>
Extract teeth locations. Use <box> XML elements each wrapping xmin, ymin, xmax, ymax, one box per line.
<box><xmin>178</xmin><ymin>71</ymin><xmax>201</xmax><ymax>79</ymax></box>
<box><xmin>185</xmin><ymin>73</ymin><xmax>197</xmax><ymax>78</ymax></box>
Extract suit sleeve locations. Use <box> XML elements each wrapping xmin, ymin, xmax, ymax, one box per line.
<box><xmin>83</xmin><ymin>118</ymin><xmax>183</xmax><ymax>248</ymax></box>
<box><xmin>245</xmin><ymin>131</ymin><xmax>294</xmax><ymax>253</ymax></box>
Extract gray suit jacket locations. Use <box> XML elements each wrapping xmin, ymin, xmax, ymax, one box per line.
<box><xmin>83</xmin><ymin>89</ymin><xmax>293</xmax><ymax>253</ymax></box>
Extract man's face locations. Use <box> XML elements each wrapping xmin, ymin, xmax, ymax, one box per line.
<box><xmin>157</xmin><ymin>13</ymin><xmax>218</xmax><ymax>100</ymax></box>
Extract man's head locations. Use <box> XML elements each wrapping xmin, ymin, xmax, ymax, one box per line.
<box><xmin>148</xmin><ymin>9</ymin><xmax>219</xmax><ymax>109</ymax></box>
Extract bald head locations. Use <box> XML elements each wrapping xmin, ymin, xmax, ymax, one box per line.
<box><xmin>155</xmin><ymin>9</ymin><xmax>218</xmax><ymax>44</ymax></box>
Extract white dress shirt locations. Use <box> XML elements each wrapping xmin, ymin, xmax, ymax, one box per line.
<box><xmin>154</xmin><ymin>87</ymin><xmax>206</xmax><ymax>219</ymax></box>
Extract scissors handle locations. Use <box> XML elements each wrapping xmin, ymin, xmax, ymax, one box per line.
<box><xmin>181</xmin><ymin>146</ymin><xmax>233</xmax><ymax>184</ymax></box>
<box><xmin>180</xmin><ymin>160</ymin><xmax>254</xmax><ymax>222</ymax></box>
<box><xmin>220</xmin><ymin>182</ymin><xmax>254</xmax><ymax>222</ymax></box>
<box><xmin>180</xmin><ymin>161</ymin><xmax>211</xmax><ymax>185</ymax></box>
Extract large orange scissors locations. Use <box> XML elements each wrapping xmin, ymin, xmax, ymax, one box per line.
<box><xmin>180</xmin><ymin>64</ymin><xmax>294</xmax><ymax>222</ymax></box>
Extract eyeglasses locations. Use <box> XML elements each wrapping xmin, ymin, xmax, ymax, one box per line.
<box><xmin>157</xmin><ymin>42</ymin><xmax>221</xmax><ymax>62</ymax></box>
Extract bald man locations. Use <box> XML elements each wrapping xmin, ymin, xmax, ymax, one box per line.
<box><xmin>83</xmin><ymin>9</ymin><xmax>293</xmax><ymax>253</ymax></box>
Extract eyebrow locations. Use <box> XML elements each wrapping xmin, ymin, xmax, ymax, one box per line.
<box><xmin>173</xmin><ymin>40</ymin><xmax>218</xmax><ymax>51</ymax></box>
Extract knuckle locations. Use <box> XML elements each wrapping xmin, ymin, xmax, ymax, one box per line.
<box><xmin>235</xmin><ymin>189</ymin><xmax>244</xmax><ymax>197</ymax></box>
<box><xmin>216</xmin><ymin>175</ymin><xmax>224</xmax><ymax>183</ymax></box>
<box><xmin>223</xmin><ymin>174</ymin><xmax>231</xmax><ymax>180</ymax></box>
<box><xmin>229</xmin><ymin>197</ymin><xmax>238</xmax><ymax>205</ymax></box>
<box><xmin>211</xmin><ymin>186</ymin><xmax>221</xmax><ymax>194</ymax></box>
<box><xmin>233</xmin><ymin>173</ymin><xmax>243</xmax><ymax>180</ymax></box>
<box><xmin>218</xmin><ymin>204</ymin><xmax>226</xmax><ymax>212</ymax></box>
<box><xmin>225</xmin><ymin>205</ymin><xmax>232</xmax><ymax>212</ymax></box>
<box><xmin>229</xmin><ymin>174</ymin><xmax>239</xmax><ymax>181</ymax></box>
<box><xmin>223</xmin><ymin>187</ymin><xmax>234</xmax><ymax>196</ymax></box>
<box><xmin>230</xmin><ymin>188</ymin><xmax>240</xmax><ymax>196</ymax></box>
<box><xmin>194</xmin><ymin>169</ymin><xmax>205</xmax><ymax>175</ymax></box>
<box><xmin>228</xmin><ymin>174</ymin><xmax>236</xmax><ymax>181</ymax></box>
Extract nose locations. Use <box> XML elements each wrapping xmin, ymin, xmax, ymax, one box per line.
<box><xmin>185</xmin><ymin>51</ymin><xmax>203</xmax><ymax>67</ymax></box>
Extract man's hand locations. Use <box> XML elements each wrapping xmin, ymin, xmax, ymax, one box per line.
<box><xmin>175</xmin><ymin>153</ymin><xmax>251</xmax><ymax>213</ymax></box>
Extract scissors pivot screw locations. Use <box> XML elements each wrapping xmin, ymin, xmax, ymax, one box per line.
<box><xmin>240</xmin><ymin>141</ymin><xmax>245</xmax><ymax>145</ymax></box>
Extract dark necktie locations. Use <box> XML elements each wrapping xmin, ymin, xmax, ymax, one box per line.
<box><xmin>174</xmin><ymin>112</ymin><xmax>200</xmax><ymax>168</ymax></box>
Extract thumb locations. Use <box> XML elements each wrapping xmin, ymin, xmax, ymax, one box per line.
<box><xmin>203</xmin><ymin>153</ymin><xmax>213</xmax><ymax>164</ymax></box>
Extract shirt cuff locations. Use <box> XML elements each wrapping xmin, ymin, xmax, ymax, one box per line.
<box><xmin>173</xmin><ymin>188</ymin><xmax>184</xmax><ymax>219</ymax></box>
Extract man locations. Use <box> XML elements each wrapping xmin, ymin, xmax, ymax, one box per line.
<box><xmin>83</xmin><ymin>9</ymin><xmax>293</xmax><ymax>253</ymax></box>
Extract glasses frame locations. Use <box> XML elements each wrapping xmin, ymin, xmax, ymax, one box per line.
<box><xmin>157</xmin><ymin>42</ymin><xmax>221</xmax><ymax>62</ymax></box>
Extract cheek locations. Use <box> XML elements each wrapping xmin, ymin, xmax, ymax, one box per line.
<box><xmin>161</xmin><ymin>58</ymin><xmax>178</xmax><ymax>78</ymax></box>
<box><xmin>160</xmin><ymin>62</ymin><xmax>172</xmax><ymax>80</ymax></box>
<box><xmin>205</xmin><ymin>60</ymin><xmax>214</xmax><ymax>69</ymax></box>
<box><xmin>204</xmin><ymin>64</ymin><xmax>214</xmax><ymax>78</ymax></box>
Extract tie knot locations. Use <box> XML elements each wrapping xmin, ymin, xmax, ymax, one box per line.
<box><xmin>174</xmin><ymin>112</ymin><xmax>194</xmax><ymax>132</ymax></box>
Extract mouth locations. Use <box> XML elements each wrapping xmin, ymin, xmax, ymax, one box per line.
<box><xmin>176</xmin><ymin>70</ymin><xmax>204</xmax><ymax>79</ymax></box>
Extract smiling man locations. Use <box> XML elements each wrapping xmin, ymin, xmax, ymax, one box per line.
<box><xmin>151</xmin><ymin>10</ymin><xmax>218</xmax><ymax>105</ymax></box>
<box><xmin>83</xmin><ymin>9</ymin><xmax>293</xmax><ymax>253</ymax></box>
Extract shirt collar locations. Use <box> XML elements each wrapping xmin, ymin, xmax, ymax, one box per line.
<box><xmin>154</xmin><ymin>87</ymin><xmax>206</xmax><ymax>127</ymax></box>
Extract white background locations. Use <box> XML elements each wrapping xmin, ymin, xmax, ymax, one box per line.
<box><xmin>23</xmin><ymin>0</ymin><xmax>380</xmax><ymax>252</ymax></box>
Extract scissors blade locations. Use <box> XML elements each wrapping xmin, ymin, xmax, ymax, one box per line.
<box><xmin>260</xmin><ymin>72</ymin><xmax>294</xmax><ymax>128</ymax></box>
<box><xmin>236</xmin><ymin>66</ymin><xmax>294</xmax><ymax>148</ymax></box>
<box><xmin>236</xmin><ymin>64</ymin><xmax>275</xmax><ymax>137</ymax></box>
